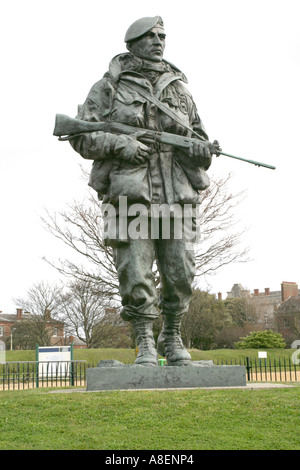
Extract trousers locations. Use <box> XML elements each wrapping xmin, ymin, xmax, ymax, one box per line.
<box><xmin>112</xmin><ymin>218</ymin><xmax>195</xmax><ymax>322</ymax></box>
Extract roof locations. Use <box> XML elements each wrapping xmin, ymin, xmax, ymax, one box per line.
<box><xmin>71</xmin><ymin>337</ymin><xmax>86</xmax><ymax>346</ymax></box>
<box><xmin>0</xmin><ymin>313</ymin><xmax>30</xmax><ymax>322</ymax></box>
<box><xmin>277</xmin><ymin>296</ymin><xmax>300</xmax><ymax>313</ymax></box>
<box><xmin>0</xmin><ymin>313</ymin><xmax>63</xmax><ymax>324</ymax></box>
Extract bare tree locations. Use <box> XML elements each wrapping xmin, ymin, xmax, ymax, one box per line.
<box><xmin>60</xmin><ymin>279</ymin><xmax>121</xmax><ymax>348</ymax></box>
<box><xmin>41</xmin><ymin>193</ymin><xmax>120</xmax><ymax>298</ymax></box>
<box><xmin>14</xmin><ymin>281</ymin><xmax>64</xmax><ymax>346</ymax></box>
<box><xmin>194</xmin><ymin>173</ymin><xmax>249</xmax><ymax>278</ymax></box>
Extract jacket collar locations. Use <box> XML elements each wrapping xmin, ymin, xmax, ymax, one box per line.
<box><xmin>108</xmin><ymin>53</ymin><xmax>188</xmax><ymax>84</ymax></box>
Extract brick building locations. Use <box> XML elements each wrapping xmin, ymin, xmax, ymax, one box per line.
<box><xmin>0</xmin><ymin>308</ymin><xmax>65</xmax><ymax>348</ymax></box>
<box><xmin>226</xmin><ymin>281</ymin><xmax>300</xmax><ymax>330</ymax></box>
<box><xmin>276</xmin><ymin>296</ymin><xmax>300</xmax><ymax>344</ymax></box>
<box><xmin>66</xmin><ymin>335</ymin><xmax>87</xmax><ymax>349</ymax></box>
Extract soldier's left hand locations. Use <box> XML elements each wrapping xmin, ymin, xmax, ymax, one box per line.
<box><xmin>189</xmin><ymin>141</ymin><xmax>212</xmax><ymax>167</ymax></box>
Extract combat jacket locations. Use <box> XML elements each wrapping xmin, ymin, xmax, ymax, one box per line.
<box><xmin>70</xmin><ymin>53</ymin><xmax>211</xmax><ymax>207</ymax></box>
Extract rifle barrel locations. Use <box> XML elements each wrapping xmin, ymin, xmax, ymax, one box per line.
<box><xmin>219</xmin><ymin>152</ymin><xmax>276</xmax><ymax>170</ymax></box>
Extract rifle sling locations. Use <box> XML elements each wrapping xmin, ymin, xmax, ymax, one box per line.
<box><xmin>121</xmin><ymin>79</ymin><xmax>205</xmax><ymax>142</ymax></box>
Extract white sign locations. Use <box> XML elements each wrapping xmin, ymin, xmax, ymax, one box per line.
<box><xmin>38</xmin><ymin>346</ymin><xmax>72</xmax><ymax>377</ymax></box>
<box><xmin>0</xmin><ymin>340</ymin><xmax>5</xmax><ymax>364</ymax></box>
<box><xmin>291</xmin><ymin>340</ymin><xmax>300</xmax><ymax>365</ymax></box>
<box><xmin>258</xmin><ymin>351</ymin><xmax>267</xmax><ymax>359</ymax></box>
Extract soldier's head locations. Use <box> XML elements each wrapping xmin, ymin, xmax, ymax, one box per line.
<box><xmin>125</xmin><ymin>16</ymin><xmax>166</xmax><ymax>62</ymax></box>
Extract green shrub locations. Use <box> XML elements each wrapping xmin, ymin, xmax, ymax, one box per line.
<box><xmin>234</xmin><ymin>330</ymin><xmax>286</xmax><ymax>349</ymax></box>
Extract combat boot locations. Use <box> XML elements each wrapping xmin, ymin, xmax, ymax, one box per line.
<box><xmin>157</xmin><ymin>315</ymin><xmax>192</xmax><ymax>366</ymax></box>
<box><xmin>132</xmin><ymin>319</ymin><xmax>158</xmax><ymax>366</ymax></box>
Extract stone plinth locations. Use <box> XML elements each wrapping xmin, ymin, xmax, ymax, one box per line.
<box><xmin>86</xmin><ymin>361</ymin><xmax>246</xmax><ymax>391</ymax></box>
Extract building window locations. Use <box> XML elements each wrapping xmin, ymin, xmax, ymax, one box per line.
<box><xmin>284</xmin><ymin>318</ymin><xmax>291</xmax><ymax>329</ymax></box>
<box><xmin>52</xmin><ymin>327</ymin><xmax>58</xmax><ymax>337</ymax></box>
<box><xmin>0</xmin><ymin>326</ymin><xmax>3</xmax><ymax>336</ymax></box>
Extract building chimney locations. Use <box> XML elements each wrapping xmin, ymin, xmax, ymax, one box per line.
<box><xmin>105</xmin><ymin>308</ymin><xmax>117</xmax><ymax>315</ymax></box>
<box><xmin>45</xmin><ymin>309</ymin><xmax>51</xmax><ymax>321</ymax></box>
<box><xmin>254</xmin><ymin>289</ymin><xmax>259</xmax><ymax>296</ymax></box>
<box><xmin>281</xmin><ymin>282</ymin><xmax>299</xmax><ymax>302</ymax></box>
<box><xmin>265</xmin><ymin>288</ymin><xmax>270</xmax><ymax>296</ymax></box>
<box><xmin>16</xmin><ymin>308</ymin><xmax>23</xmax><ymax>320</ymax></box>
<box><xmin>218</xmin><ymin>292</ymin><xmax>222</xmax><ymax>300</ymax></box>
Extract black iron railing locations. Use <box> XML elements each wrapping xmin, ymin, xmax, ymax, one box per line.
<box><xmin>0</xmin><ymin>357</ymin><xmax>299</xmax><ymax>391</ymax></box>
<box><xmin>214</xmin><ymin>357</ymin><xmax>300</xmax><ymax>383</ymax></box>
<box><xmin>0</xmin><ymin>361</ymin><xmax>86</xmax><ymax>391</ymax></box>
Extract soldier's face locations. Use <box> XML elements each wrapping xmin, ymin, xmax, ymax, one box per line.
<box><xmin>128</xmin><ymin>27</ymin><xmax>166</xmax><ymax>62</ymax></box>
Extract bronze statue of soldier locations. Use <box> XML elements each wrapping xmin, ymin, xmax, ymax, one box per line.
<box><xmin>68</xmin><ymin>17</ymin><xmax>212</xmax><ymax>366</ymax></box>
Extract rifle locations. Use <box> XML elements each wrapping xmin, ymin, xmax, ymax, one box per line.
<box><xmin>53</xmin><ymin>114</ymin><xmax>276</xmax><ymax>170</ymax></box>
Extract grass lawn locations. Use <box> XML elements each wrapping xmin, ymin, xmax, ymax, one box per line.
<box><xmin>4</xmin><ymin>347</ymin><xmax>297</xmax><ymax>364</ymax></box>
<box><xmin>0</xmin><ymin>387</ymin><xmax>299</xmax><ymax>450</ymax></box>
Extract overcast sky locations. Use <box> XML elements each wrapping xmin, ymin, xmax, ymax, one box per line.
<box><xmin>1</xmin><ymin>0</ymin><xmax>299</xmax><ymax>312</ymax></box>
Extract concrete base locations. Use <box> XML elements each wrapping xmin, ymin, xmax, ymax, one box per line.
<box><xmin>86</xmin><ymin>361</ymin><xmax>246</xmax><ymax>391</ymax></box>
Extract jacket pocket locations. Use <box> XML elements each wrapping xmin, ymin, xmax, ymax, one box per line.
<box><xmin>172</xmin><ymin>159</ymin><xmax>201</xmax><ymax>205</ymax></box>
<box><xmin>174</xmin><ymin>150</ymin><xmax>210</xmax><ymax>191</ymax></box>
<box><xmin>88</xmin><ymin>159</ymin><xmax>114</xmax><ymax>197</ymax></box>
<box><xmin>110</xmin><ymin>88</ymin><xmax>146</xmax><ymax>127</ymax></box>
<box><xmin>108</xmin><ymin>161</ymin><xmax>151</xmax><ymax>205</ymax></box>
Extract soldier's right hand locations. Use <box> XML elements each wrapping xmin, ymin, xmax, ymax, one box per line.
<box><xmin>115</xmin><ymin>134</ymin><xmax>151</xmax><ymax>165</ymax></box>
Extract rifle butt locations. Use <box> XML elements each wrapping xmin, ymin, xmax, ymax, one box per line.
<box><xmin>53</xmin><ymin>114</ymin><xmax>104</xmax><ymax>137</ymax></box>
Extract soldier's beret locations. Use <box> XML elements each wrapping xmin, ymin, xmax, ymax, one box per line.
<box><xmin>124</xmin><ymin>16</ymin><xmax>164</xmax><ymax>43</ymax></box>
